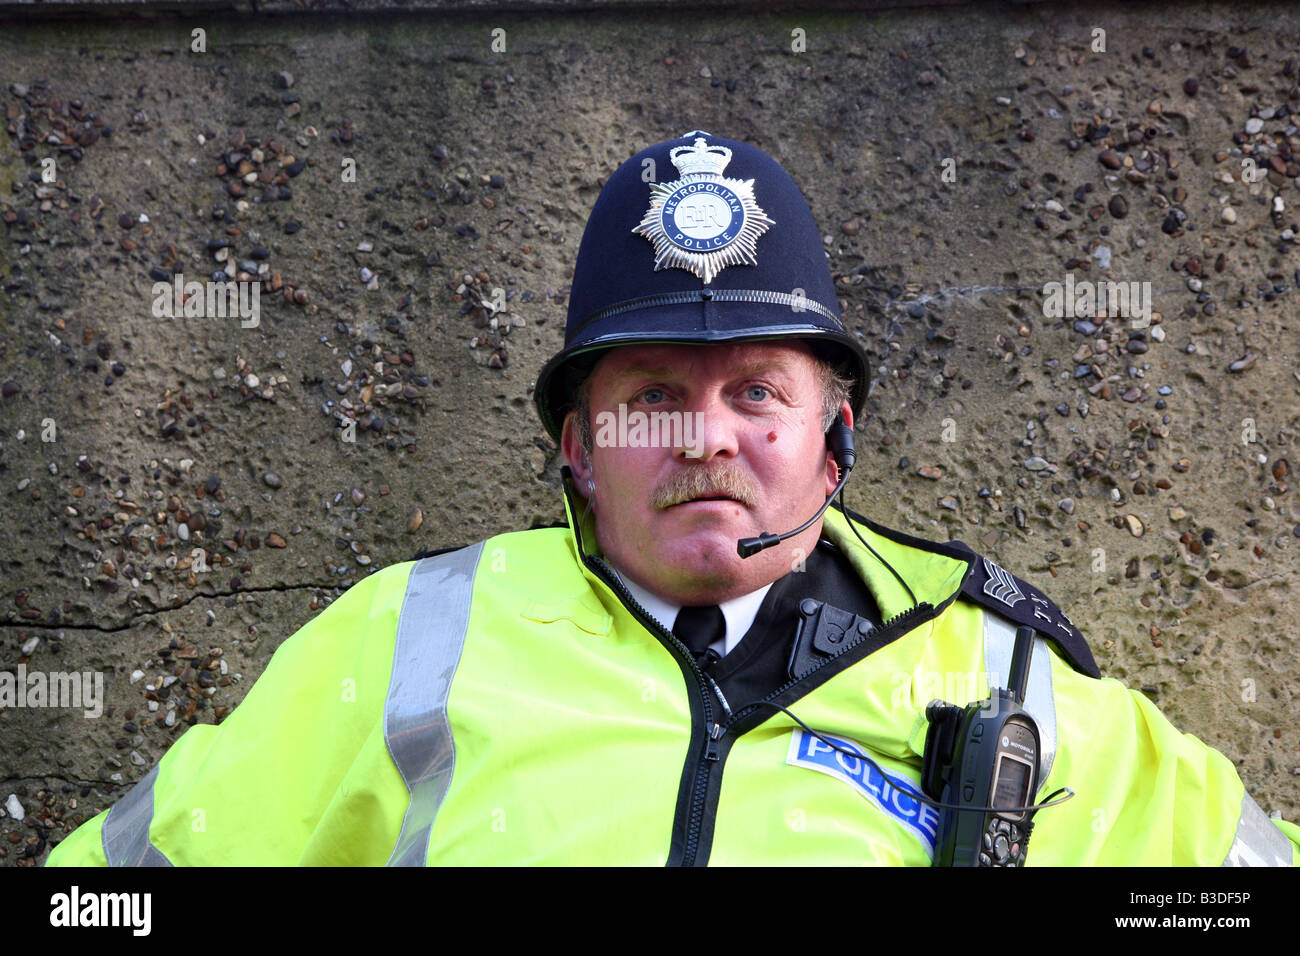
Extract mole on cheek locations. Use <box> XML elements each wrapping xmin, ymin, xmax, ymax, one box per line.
<box><xmin>767</xmin><ymin>431</ymin><xmax>778</xmax><ymax>443</ymax></box>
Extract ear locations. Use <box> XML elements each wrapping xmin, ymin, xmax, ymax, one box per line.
<box><xmin>561</xmin><ymin>411</ymin><xmax>593</xmax><ymax>496</ymax></box>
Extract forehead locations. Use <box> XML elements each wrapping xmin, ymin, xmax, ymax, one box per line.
<box><xmin>589</xmin><ymin>341</ymin><xmax>818</xmax><ymax>389</ymax></box>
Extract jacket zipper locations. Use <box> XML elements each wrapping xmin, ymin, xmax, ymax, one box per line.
<box><xmin>578</xmin><ymin>555</ymin><xmax>724</xmax><ymax>861</ymax></box>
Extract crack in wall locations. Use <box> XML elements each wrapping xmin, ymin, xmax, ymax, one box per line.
<box><xmin>1</xmin><ymin>579</ymin><xmax>342</xmax><ymax>633</ymax></box>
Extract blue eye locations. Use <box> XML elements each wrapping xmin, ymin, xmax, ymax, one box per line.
<box><xmin>746</xmin><ymin>385</ymin><xmax>769</xmax><ymax>401</ymax></box>
<box><xmin>639</xmin><ymin>388</ymin><xmax>665</xmax><ymax>404</ymax></box>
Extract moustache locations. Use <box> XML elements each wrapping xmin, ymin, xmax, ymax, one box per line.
<box><xmin>651</xmin><ymin>464</ymin><xmax>759</xmax><ymax>510</ymax></box>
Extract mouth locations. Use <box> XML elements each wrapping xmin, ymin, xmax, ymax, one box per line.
<box><xmin>668</xmin><ymin>494</ymin><xmax>745</xmax><ymax>508</ymax></box>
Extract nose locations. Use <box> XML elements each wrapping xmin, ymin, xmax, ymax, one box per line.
<box><xmin>675</xmin><ymin>389</ymin><xmax>739</xmax><ymax>462</ymax></box>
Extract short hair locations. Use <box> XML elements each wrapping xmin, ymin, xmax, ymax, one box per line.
<box><xmin>570</xmin><ymin>349</ymin><xmax>854</xmax><ymax>457</ymax></box>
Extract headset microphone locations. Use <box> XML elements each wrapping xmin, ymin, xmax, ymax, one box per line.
<box><xmin>737</xmin><ymin>413</ymin><xmax>856</xmax><ymax>558</ymax></box>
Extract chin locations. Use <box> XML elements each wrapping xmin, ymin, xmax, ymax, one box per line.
<box><xmin>655</xmin><ymin>533</ymin><xmax>748</xmax><ymax>589</ymax></box>
<box><xmin>661</xmin><ymin>531</ymin><xmax>736</xmax><ymax>561</ymax></box>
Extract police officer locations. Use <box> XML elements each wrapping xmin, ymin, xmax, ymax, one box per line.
<box><xmin>46</xmin><ymin>131</ymin><xmax>1298</xmax><ymax>866</ymax></box>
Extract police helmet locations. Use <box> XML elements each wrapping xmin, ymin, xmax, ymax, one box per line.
<box><xmin>533</xmin><ymin>130</ymin><xmax>869</xmax><ymax>443</ymax></box>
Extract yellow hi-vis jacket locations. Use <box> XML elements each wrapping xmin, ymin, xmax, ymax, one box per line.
<box><xmin>45</xmin><ymin>474</ymin><xmax>1300</xmax><ymax>866</ymax></box>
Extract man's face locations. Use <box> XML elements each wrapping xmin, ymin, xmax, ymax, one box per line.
<box><xmin>561</xmin><ymin>341</ymin><xmax>850</xmax><ymax>605</ymax></box>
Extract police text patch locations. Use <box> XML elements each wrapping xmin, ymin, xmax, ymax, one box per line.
<box><xmin>786</xmin><ymin>729</ymin><xmax>939</xmax><ymax>858</ymax></box>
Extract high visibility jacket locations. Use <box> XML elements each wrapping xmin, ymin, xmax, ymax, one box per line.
<box><xmin>45</xmin><ymin>476</ymin><xmax>1300</xmax><ymax>866</ymax></box>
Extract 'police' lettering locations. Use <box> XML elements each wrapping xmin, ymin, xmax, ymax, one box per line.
<box><xmin>787</xmin><ymin>729</ymin><xmax>937</xmax><ymax>858</ymax></box>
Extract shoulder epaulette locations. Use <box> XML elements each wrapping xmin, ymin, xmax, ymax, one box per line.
<box><xmin>948</xmin><ymin>541</ymin><xmax>1101</xmax><ymax>679</ymax></box>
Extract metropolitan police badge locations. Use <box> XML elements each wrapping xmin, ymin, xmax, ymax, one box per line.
<box><xmin>632</xmin><ymin>133</ymin><xmax>775</xmax><ymax>284</ymax></box>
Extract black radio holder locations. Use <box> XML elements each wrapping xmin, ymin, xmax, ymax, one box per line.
<box><xmin>921</xmin><ymin>625</ymin><xmax>1042</xmax><ymax>867</ymax></box>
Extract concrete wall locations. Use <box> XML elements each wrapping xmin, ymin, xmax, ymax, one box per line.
<box><xmin>1</xmin><ymin>0</ymin><xmax>1297</xmax><ymax>864</ymax></box>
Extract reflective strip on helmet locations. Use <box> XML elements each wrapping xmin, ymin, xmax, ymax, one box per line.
<box><xmin>384</xmin><ymin>542</ymin><xmax>484</xmax><ymax>866</ymax></box>
<box><xmin>983</xmin><ymin>611</ymin><xmax>1058</xmax><ymax>786</ymax></box>
<box><xmin>1221</xmin><ymin>791</ymin><xmax>1293</xmax><ymax>866</ymax></box>
<box><xmin>100</xmin><ymin>763</ymin><xmax>174</xmax><ymax>867</ymax></box>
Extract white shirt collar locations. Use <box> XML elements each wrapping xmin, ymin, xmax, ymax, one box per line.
<box><xmin>611</xmin><ymin>565</ymin><xmax>773</xmax><ymax>658</ymax></box>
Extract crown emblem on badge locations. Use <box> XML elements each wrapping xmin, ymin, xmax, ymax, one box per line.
<box><xmin>668</xmin><ymin>139</ymin><xmax>733</xmax><ymax>177</ymax></box>
<box><xmin>632</xmin><ymin>133</ymin><xmax>774</xmax><ymax>284</ymax></box>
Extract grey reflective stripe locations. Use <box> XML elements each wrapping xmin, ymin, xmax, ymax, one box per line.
<box><xmin>983</xmin><ymin>611</ymin><xmax>1057</xmax><ymax>786</ymax></box>
<box><xmin>384</xmin><ymin>542</ymin><xmax>484</xmax><ymax>866</ymax></box>
<box><xmin>100</xmin><ymin>763</ymin><xmax>173</xmax><ymax>866</ymax></box>
<box><xmin>1222</xmin><ymin>791</ymin><xmax>1294</xmax><ymax>866</ymax></box>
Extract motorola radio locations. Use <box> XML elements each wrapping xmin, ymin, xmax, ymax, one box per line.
<box><xmin>921</xmin><ymin>624</ymin><xmax>1043</xmax><ymax>867</ymax></box>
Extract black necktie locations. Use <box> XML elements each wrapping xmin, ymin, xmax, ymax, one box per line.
<box><xmin>673</xmin><ymin>605</ymin><xmax>726</xmax><ymax>669</ymax></box>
